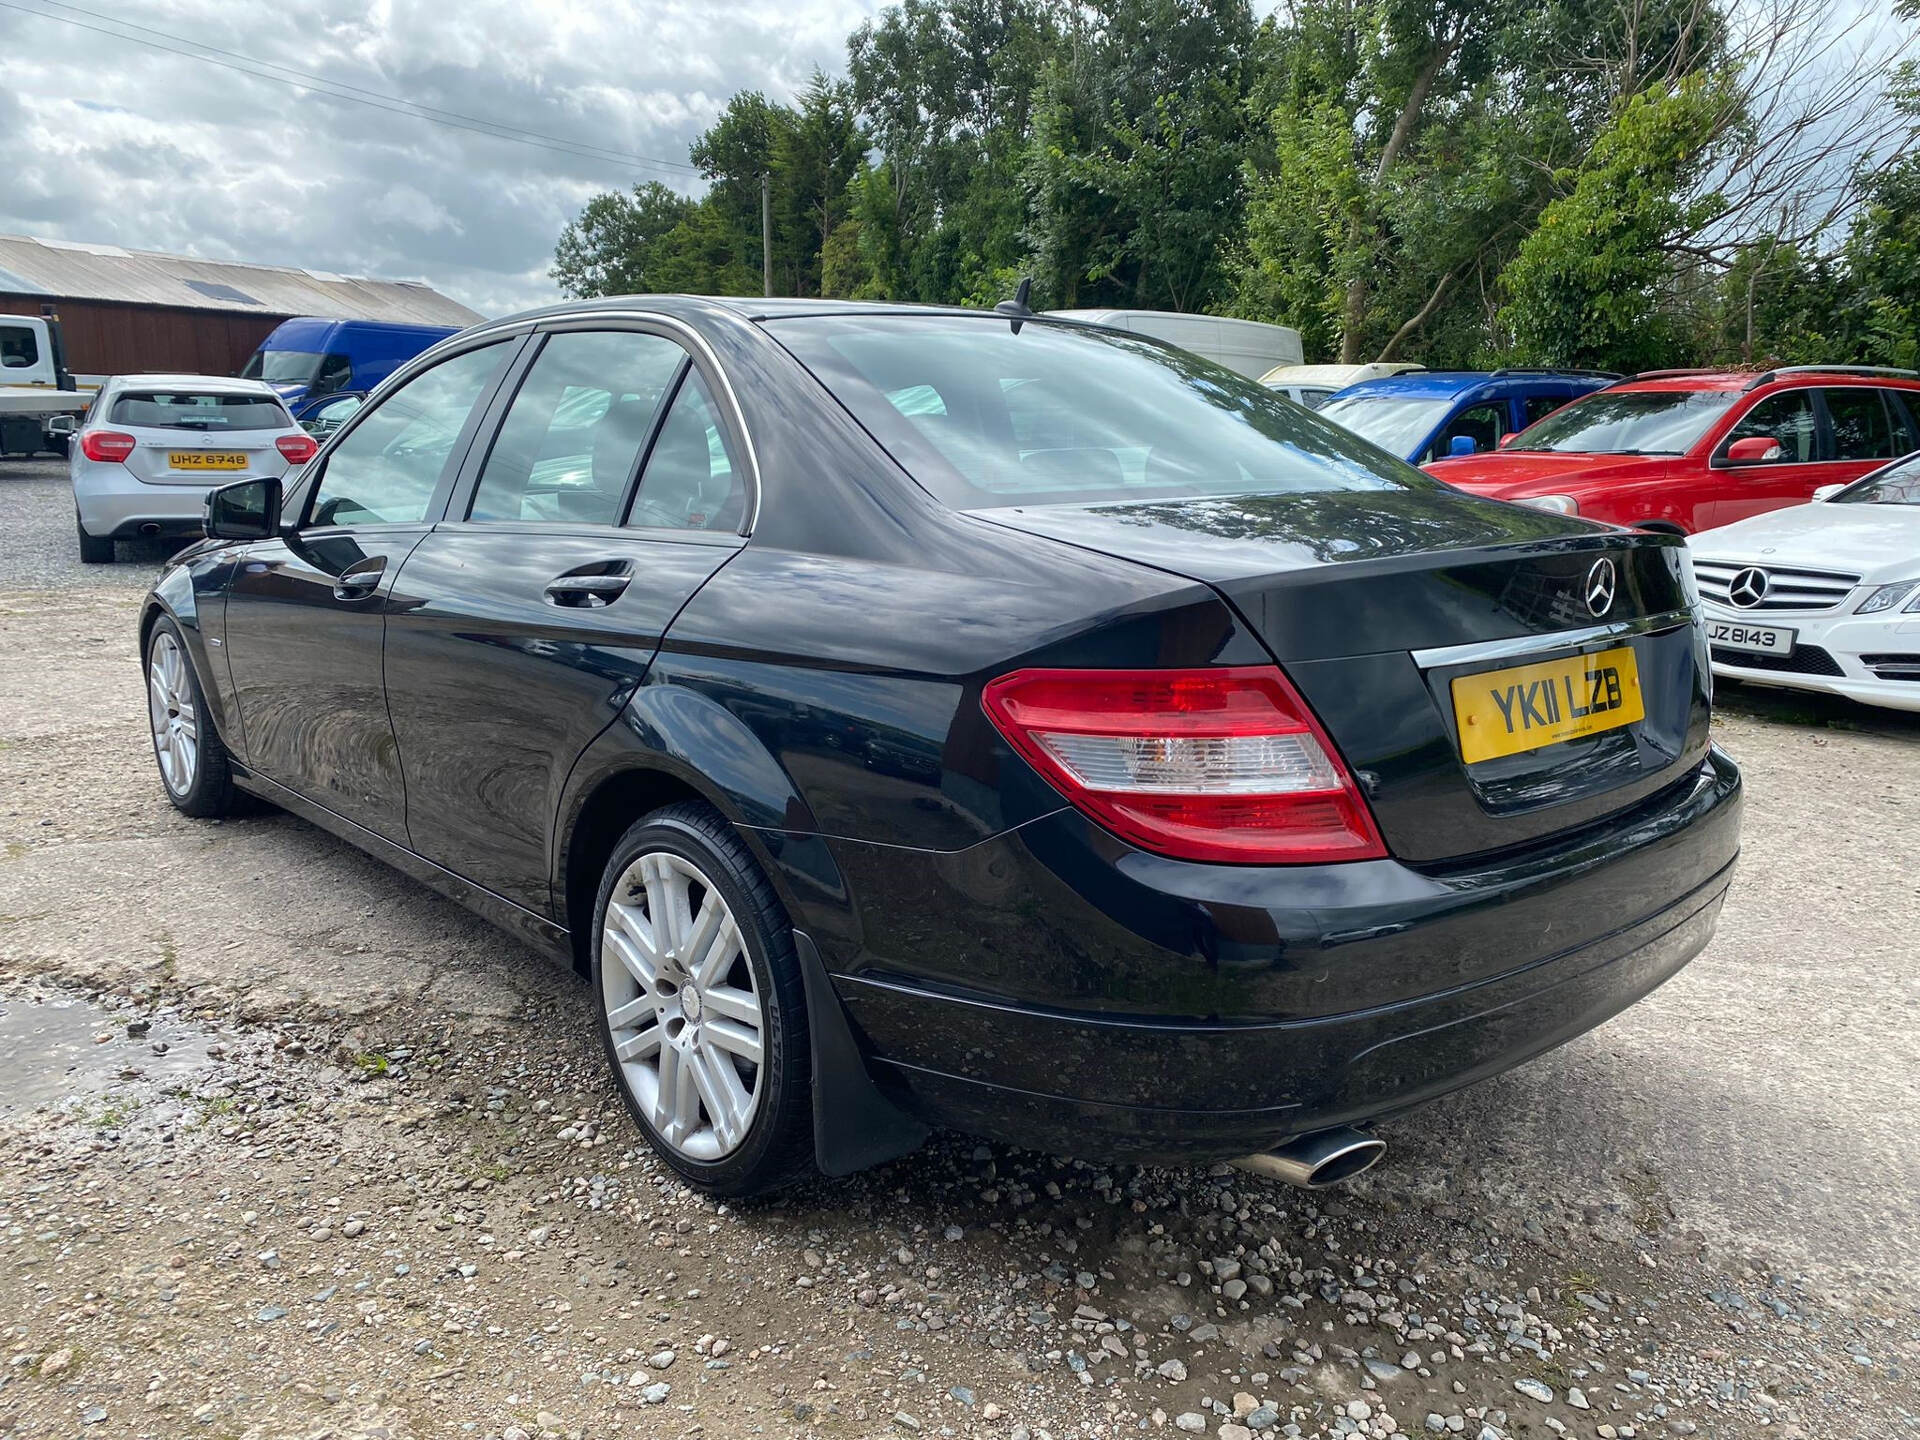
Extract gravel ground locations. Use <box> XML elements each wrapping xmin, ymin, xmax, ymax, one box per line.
<box><xmin>1</xmin><ymin>455</ymin><xmax>1917</xmax><ymax>1440</ymax></box>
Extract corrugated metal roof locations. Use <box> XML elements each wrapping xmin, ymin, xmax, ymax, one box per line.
<box><xmin>0</xmin><ymin>233</ymin><xmax>483</xmax><ymax>326</ymax></box>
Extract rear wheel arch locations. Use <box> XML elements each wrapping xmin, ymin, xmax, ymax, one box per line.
<box><xmin>557</xmin><ymin>763</ymin><xmax>812</xmax><ymax>979</ymax></box>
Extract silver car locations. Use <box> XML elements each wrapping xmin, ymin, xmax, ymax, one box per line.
<box><xmin>72</xmin><ymin>375</ymin><xmax>315</xmax><ymax>563</ymax></box>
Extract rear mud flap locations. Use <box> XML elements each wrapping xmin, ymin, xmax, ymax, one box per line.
<box><xmin>794</xmin><ymin>931</ymin><xmax>929</xmax><ymax>1177</ymax></box>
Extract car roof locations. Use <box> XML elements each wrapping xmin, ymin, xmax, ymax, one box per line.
<box><xmin>1334</xmin><ymin>369</ymin><xmax>1612</xmax><ymax>400</ymax></box>
<box><xmin>106</xmin><ymin>373</ymin><xmax>281</xmax><ymax>395</ymax></box>
<box><xmin>1606</xmin><ymin>366</ymin><xmax>1920</xmax><ymax>394</ymax></box>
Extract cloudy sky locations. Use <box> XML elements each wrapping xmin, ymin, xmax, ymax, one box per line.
<box><xmin>1</xmin><ymin>0</ymin><xmax>1907</xmax><ymax>321</ymax></box>
<box><xmin>0</xmin><ymin>0</ymin><xmax>891</xmax><ymax>316</ymax></box>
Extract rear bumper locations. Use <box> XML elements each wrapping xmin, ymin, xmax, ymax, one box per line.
<box><xmin>820</xmin><ymin>747</ymin><xmax>1742</xmax><ymax>1161</ymax></box>
<box><xmin>73</xmin><ymin>465</ymin><xmax>215</xmax><ymax>535</ymax></box>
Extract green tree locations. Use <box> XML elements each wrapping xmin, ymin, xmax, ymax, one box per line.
<box><xmin>849</xmin><ymin>0</ymin><xmax>1060</xmax><ymax>302</ymax></box>
<box><xmin>1024</xmin><ymin>0</ymin><xmax>1257</xmax><ymax>313</ymax></box>
<box><xmin>550</xmin><ymin>181</ymin><xmax>695</xmax><ymax>298</ymax></box>
<box><xmin>645</xmin><ymin>203</ymin><xmax>764</xmax><ymax>296</ymax></box>
<box><xmin>1499</xmin><ymin>77</ymin><xmax>1733</xmax><ymax>372</ymax></box>
<box><xmin>1233</xmin><ymin>0</ymin><xmax>1725</xmax><ymax>363</ymax></box>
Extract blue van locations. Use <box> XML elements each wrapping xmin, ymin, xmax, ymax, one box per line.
<box><xmin>240</xmin><ymin>317</ymin><xmax>463</xmax><ymax>418</ymax></box>
<box><xmin>1316</xmin><ymin>369</ymin><xmax>1617</xmax><ymax>464</ymax></box>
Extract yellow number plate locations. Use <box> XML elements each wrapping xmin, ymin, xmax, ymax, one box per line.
<box><xmin>1451</xmin><ymin>645</ymin><xmax>1644</xmax><ymax>765</ymax></box>
<box><xmin>168</xmin><ymin>451</ymin><xmax>247</xmax><ymax>471</ymax></box>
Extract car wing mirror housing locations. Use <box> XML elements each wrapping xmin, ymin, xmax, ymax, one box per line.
<box><xmin>1725</xmin><ymin>436</ymin><xmax>1783</xmax><ymax>464</ymax></box>
<box><xmin>1448</xmin><ymin>434</ymin><xmax>1479</xmax><ymax>457</ymax></box>
<box><xmin>1498</xmin><ymin>432</ymin><xmax>1519</xmax><ymax>449</ymax></box>
<box><xmin>205</xmin><ymin>476</ymin><xmax>282</xmax><ymax>541</ymax></box>
<box><xmin>1812</xmin><ymin>483</ymin><xmax>1845</xmax><ymax>501</ymax></box>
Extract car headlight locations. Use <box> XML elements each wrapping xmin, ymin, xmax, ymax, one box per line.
<box><xmin>1515</xmin><ymin>494</ymin><xmax>1580</xmax><ymax>515</ymax></box>
<box><xmin>1857</xmin><ymin>581</ymin><xmax>1920</xmax><ymax>614</ymax></box>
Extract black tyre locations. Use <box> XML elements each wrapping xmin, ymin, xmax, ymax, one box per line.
<box><xmin>77</xmin><ymin>517</ymin><xmax>114</xmax><ymax>564</ymax></box>
<box><xmin>591</xmin><ymin>803</ymin><xmax>813</xmax><ymax>1197</ymax></box>
<box><xmin>145</xmin><ymin>617</ymin><xmax>237</xmax><ymax>818</ymax></box>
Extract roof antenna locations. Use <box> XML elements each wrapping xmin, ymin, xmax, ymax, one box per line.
<box><xmin>995</xmin><ymin>276</ymin><xmax>1034</xmax><ymax>333</ymax></box>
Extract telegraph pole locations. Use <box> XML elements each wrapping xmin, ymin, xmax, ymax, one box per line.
<box><xmin>761</xmin><ymin>172</ymin><xmax>773</xmax><ymax>298</ymax></box>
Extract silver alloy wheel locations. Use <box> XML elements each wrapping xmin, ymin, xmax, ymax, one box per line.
<box><xmin>601</xmin><ymin>850</ymin><xmax>766</xmax><ymax>1161</ymax></box>
<box><xmin>147</xmin><ymin>631</ymin><xmax>199</xmax><ymax>796</ymax></box>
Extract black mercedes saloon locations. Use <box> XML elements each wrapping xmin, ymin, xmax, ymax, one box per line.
<box><xmin>139</xmin><ymin>297</ymin><xmax>1742</xmax><ymax>1196</ymax></box>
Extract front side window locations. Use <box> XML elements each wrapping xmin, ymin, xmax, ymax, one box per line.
<box><xmin>1424</xmin><ymin>403</ymin><xmax>1506</xmax><ymax>462</ymax></box>
<box><xmin>1509</xmin><ymin>389</ymin><xmax>1738</xmax><ymax>455</ymax></box>
<box><xmin>0</xmin><ymin>324</ymin><xmax>37</xmax><ymax>369</ymax></box>
<box><xmin>1823</xmin><ymin>387</ymin><xmax>1896</xmax><ymax>461</ymax></box>
<box><xmin>470</xmin><ymin>331</ymin><xmax>687</xmax><ymax>525</ymax></box>
<box><xmin>772</xmin><ymin>315</ymin><xmax>1417</xmax><ymax>509</ymax></box>
<box><xmin>110</xmin><ymin>391</ymin><xmax>290</xmax><ymax>430</ymax></box>
<box><xmin>1725</xmin><ymin>390</ymin><xmax>1817</xmax><ymax>462</ymax></box>
<box><xmin>309</xmin><ymin>342</ymin><xmax>507</xmax><ymax>527</ymax></box>
<box><xmin>312</xmin><ymin>354</ymin><xmax>353</xmax><ymax>396</ymax></box>
<box><xmin>626</xmin><ymin>370</ymin><xmax>744</xmax><ymax>532</ymax></box>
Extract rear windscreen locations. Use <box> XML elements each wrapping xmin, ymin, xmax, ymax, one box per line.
<box><xmin>110</xmin><ymin>392</ymin><xmax>289</xmax><ymax>431</ymax></box>
<box><xmin>766</xmin><ymin>315</ymin><xmax>1423</xmax><ymax>510</ymax></box>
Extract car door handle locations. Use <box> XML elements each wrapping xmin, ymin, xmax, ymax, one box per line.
<box><xmin>332</xmin><ymin>556</ymin><xmax>386</xmax><ymax>601</ymax></box>
<box><xmin>544</xmin><ymin>567</ymin><xmax>632</xmax><ymax>609</ymax></box>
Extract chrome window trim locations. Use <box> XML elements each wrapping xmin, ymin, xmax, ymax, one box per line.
<box><xmin>525</xmin><ymin>311</ymin><xmax>763</xmax><ymax>535</ymax></box>
<box><xmin>1411</xmin><ymin>610</ymin><xmax>1696</xmax><ymax>670</ymax></box>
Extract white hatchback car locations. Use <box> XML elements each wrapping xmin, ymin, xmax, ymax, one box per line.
<box><xmin>71</xmin><ymin>375</ymin><xmax>316</xmax><ymax>563</ymax></box>
<box><xmin>1690</xmin><ymin>449</ymin><xmax>1920</xmax><ymax>712</ymax></box>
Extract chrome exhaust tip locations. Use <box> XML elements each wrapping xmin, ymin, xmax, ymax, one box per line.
<box><xmin>139</xmin><ymin>522</ymin><xmax>161</xmax><ymax>536</ymax></box>
<box><xmin>1232</xmin><ymin>1127</ymin><xmax>1385</xmax><ymax>1189</ymax></box>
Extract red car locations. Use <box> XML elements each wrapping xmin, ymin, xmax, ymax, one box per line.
<box><xmin>1426</xmin><ymin>366</ymin><xmax>1920</xmax><ymax>533</ymax></box>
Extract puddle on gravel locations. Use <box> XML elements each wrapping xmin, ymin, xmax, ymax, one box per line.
<box><xmin>0</xmin><ymin>989</ymin><xmax>222</xmax><ymax>1114</ymax></box>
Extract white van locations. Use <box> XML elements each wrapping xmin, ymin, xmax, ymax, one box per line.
<box><xmin>1047</xmin><ymin>310</ymin><xmax>1304</xmax><ymax>380</ymax></box>
<box><xmin>1259</xmin><ymin>362</ymin><xmax>1426</xmax><ymax>411</ymax></box>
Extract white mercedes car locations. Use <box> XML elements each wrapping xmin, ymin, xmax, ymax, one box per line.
<box><xmin>72</xmin><ymin>375</ymin><xmax>316</xmax><ymax>563</ymax></box>
<box><xmin>1690</xmin><ymin>449</ymin><xmax>1920</xmax><ymax>712</ymax></box>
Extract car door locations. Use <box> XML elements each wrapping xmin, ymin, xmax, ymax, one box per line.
<box><xmin>1703</xmin><ymin>386</ymin><xmax>1825</xmax><ymax>529</ymax></box>
<box><xmin>381</xmin><ymin>324</ymin><xmax>753</xmax><ymax>914</ymax></box>
<box><xmin>220</xmin><ymin>337</ymin><xmax>522</xmax><ymax>839</ymax></box>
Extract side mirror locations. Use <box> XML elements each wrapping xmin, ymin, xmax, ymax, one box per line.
<box><xmin>1498</xmin><ymin>432</ymin><xmax>1519</xmax><ymax>449</ymax></box>
<box><xmin>205</xmin><ymin>476</ymin><xmax>281</xmax><ymax>541</ymax></box>
<box><xmin>1812</xmin><ymin>483</ymin><xmax>1845</xmax><ymax>501</ymax></box>
<box><xmin>1448</xmin><ymin>434</ymin><xmax>1479</xmax><ymax>457</ymax></box>
<box><xmin>1725</xmin><ymin>436</ymin><xmax>1783</xmax><ymax>465</ymax></box>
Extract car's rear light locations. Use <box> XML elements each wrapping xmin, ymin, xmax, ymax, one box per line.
<box><xmin>275</xmin><ymin>433</ymin><xmax>318</xmax><ymax>464</ymax></box>
<box><xmin>981</xmin><ymin>666</ymin><xmax>1386</xmax><ymax>864</ymax></box>
<box><xmin>80</xmin><ymin>430</ymin><xmax>136</xmax><ymax>463</ymax></box>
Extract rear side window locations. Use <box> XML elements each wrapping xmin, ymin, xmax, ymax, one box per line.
<box><xmin>469</xmin><ymin>331</ymin><xmax>688</xmax><ymax>525</ymax></box>
<box><xmin>310</xmin><ymin>343</ymin><xmax>508</xmax><ymax>527</ymax></box>
<box><xmin>770</xmin><ymin>315</ymin><xmax>1413</xmax><ymax>509</ymax></box>
<box><xmin>1888</xmin><ymin>390</ymin><xmax>1920</xmax><ymax>453</ymax></box>
<box><xmin>625</xmin><ymin>371</ymin><xmax>744</xmax><ymax>532</ymax></box>
<box><xmin>1823</xmin><ymin>387</ymin><xmax>1897</xmax><ymax>460</ymax></box>
<box><xmin>110</xmin><ymin>391</ymin><xmax>290</xmax><ymax>430</ymax></box>
<box><xmin>1523</xmin><ymin>394</ymin><xmax>1568</xmax><ymax>426</ymax></box>
<box><xmin>1726</xmin><ymin>390</ymin><xmax>1817</xmax><ymax>462</ymax></box>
